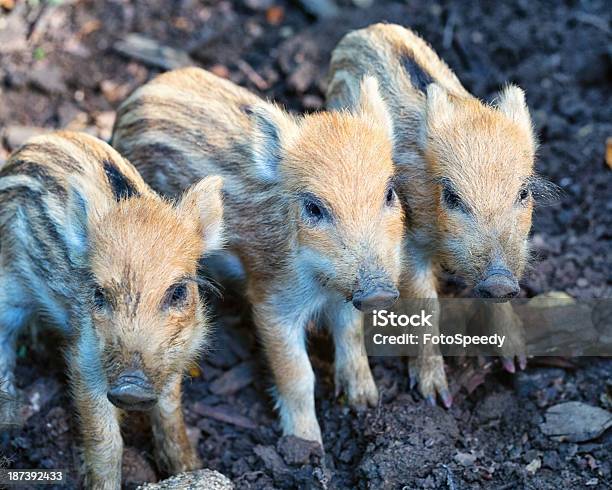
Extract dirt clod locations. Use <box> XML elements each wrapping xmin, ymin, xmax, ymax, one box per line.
<box><xmin>540</xmin><ymin>402</ymin><xmax>612</xmax><ymax>442</ymax></box>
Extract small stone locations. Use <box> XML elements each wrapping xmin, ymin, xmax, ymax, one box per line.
<box><xmin>0</xmin><ymin>10</ymin><xmax>27</xmax><ymax>53</ymax></box>
<box><xmin>525</xmin><ymin>458</ymin><xmax>541</xmax><ymax>474</ymax></box>
<box><xmin>454</xmin><ymin>451</ymin><xmax>477</xmax><ymax>466</ymax></box>
<box><xmin>540</xmin><ymin>402</ymin><xmax>612</xmax><ymax>442</ymax></box>
<box><xmin>137</xmin><ymin>469</ymin><xmax>233</xmax><ymax>489</ymax></box>
<box><xmin>28</xmin><ymin>64</ymin><xmax>67</xmax><ymax>95</ymax></box>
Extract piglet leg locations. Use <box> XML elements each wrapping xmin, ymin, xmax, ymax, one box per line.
<box><xmin>402</xmin><ymin>265</ymin><xmax>452</xmax><ymax>408</ymax></box>
<box><xmin>254</xmin><ymin>301</ymin><xmax>322</xmax><ymax>445</ymax></box>
<box><xmin>68</xmin><ymin>334</ymin><xmax>123</xmax><ymax>490</ymax></box>
<box><xmin>485</xmin><ymin>301</ymin><xmax>526</xmax><ymax>372</ymax></box>
<box><xmin>150</xmin><ymin>376</ymin><xmax>201</xmax><ymax>474</ymax></box>
<box><xmin>326</xmin><ymin>303</ymin><xmax>378</xmax><ymax>407</ymax></box>
<box><xmin>0</xmin><ymin>277</ymin><xmax>31</xmax><ymax>427</ymax></box>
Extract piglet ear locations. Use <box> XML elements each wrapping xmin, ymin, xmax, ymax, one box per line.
<box><xmin>496</xmin><ymin>85</ymin><xmax>533</xmax><ymax>132</ymax></box>
<box><xmin>65</xmin><ymin>176</ymin><xmax>113</xmax><ymax>265</ymax></box>
<box><xmin>178</xmin><ymin>175</ymin><xmax>225</xmax><ymax>253</ymax></box>
<box><xmin>65</xmin><ymin>183</ymin><xmax>90</xmax><ymax>265</ymax></box>
<box><xmin>246</xmin><ymin>103</ymin><xmax>297</xmax><ymax>183</ymax></box>
<box><xmin>416</xmin><ymin>84</ymin><xmax>454</xmax><ymax>151</ymax></box>
<box><xmin>425</xmin><ymin>83</ymin><xmax>455</xmax><ymax>123</ymax></box>
<box><xmin>357</xmin><ymin>76</ymin><xmax>394</xmax><ymax>143</ymax></box>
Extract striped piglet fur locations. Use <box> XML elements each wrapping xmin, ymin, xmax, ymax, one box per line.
<box><xmin>112</xmin><ymin>67</ymin><xmax>406</xmax><ymax>444</ymax></box>
<box><xmin>328</xmin><ymin>24</ymin><xmax>542</xmax><ymax>403</ymax></box>
<box><xmin>0</xmin><ymin>131</ymin><xmax>223</xmax><ymax>489</ymax></box>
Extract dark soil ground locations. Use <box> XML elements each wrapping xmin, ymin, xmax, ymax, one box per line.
<box><xmin>1</xmin><ymin>0</ymin><xmax>611</xmax><ymax>488</ymax></box>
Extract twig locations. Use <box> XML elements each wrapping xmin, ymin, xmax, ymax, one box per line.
<box><xmin>442</xmin><ymin>464</ymin><xmax>456</xmax><ymax>490</ymax></box>
<box><xmin>236</xmin><ymin>60</ymin><xmax>269</xmax><ymax>91</ymax></box>
<box><xmin>574</xmin><ymin>12</ymin><xmax>611</xmax><ymax>35</ymax></box>
<box><xmin>26</xmin><ymin>1</ymin><xmax>48</xmax><ymax>41</ymax></box>
<box><xmin>114</xmin><ymin>34</ymin><xmax>194</xmax><ymax>71</ymax></box>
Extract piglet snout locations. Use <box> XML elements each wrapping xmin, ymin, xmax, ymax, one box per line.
<box><xmin>107</xmin><ymin>368</ymin><xmax>157</xmax><ymax>411</ymax></box>
<box><xmin>474</xmin><ymin>266</ymin><xmax>520</xmax><ymax>302</ymax></box>
<box><xmin>352</xmin><ymin>286</ymin><xmax>399</xmax><ymax>312</ymax></box>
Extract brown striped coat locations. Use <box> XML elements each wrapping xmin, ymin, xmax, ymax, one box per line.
<box><xmin>0</xmin><ymin>131</ymin><xmax>223</xmax><ymax>488</ymax></box>
<box><xmin>327</xmin><ymin>23</ymin><xmax>542</xmax><ymax>403</ymax></box>
<box><xmin>112</xmin><ymin>67</ymin><xmax>405</xmax><ymax>444</ymax></box>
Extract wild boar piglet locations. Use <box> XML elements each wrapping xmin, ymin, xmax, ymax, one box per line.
<box><xmin>328</xmin><ymin>24</ymin><xmax>553</xmax><ymax>404</ymax></box>
<box><xmin>112</xmin><ymin>67</ymin><xmax>405</xmax><ymax>444</ymax></box>
<box><xmin>0</xmin><ymin>132</ymin><xmax>223</xmax><ymax>489</ymax></box>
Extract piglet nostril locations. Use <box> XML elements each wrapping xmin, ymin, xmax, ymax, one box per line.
<box><xmin>352</xmin><ymin>287</ymin><xmax>399</xmax><ymax>312</ymax></box>
<box><xmin>107</xmin><ymin>368</ymin><xmax>157</xmax><ymax>411</ymax></box>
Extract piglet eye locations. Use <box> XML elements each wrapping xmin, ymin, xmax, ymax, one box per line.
<box><xmin>301</xmin><ymin>194</ymin><xmax>330</xmax><ymax>225</ymax></box>
<box><xmin>163</xmin><ymin>282</ymin><xmax>189</xmax><ymax>310</ymax></box>
<box><xmin>385</xmin><ymin>185</ymin><xmax>396</xmax><ymax>206</ymax></box>
<box><xmin>517</xmin><ymin>186</ymin><xmax>530</xmax><ymax>204</ymax></box>
<box><xmin>442</xmin><ymin>186</ymin><xmax>462</xmax><ymax>210</ymax></box>
<box><xmin>93</xmin><ymin>285</ymin><xmax>108</xmax><ymax>311</ymax></box>
<box><xmin>304</xmin><ymin>200</ymin><xmax>322</xmax><ymax>219</ymax></box>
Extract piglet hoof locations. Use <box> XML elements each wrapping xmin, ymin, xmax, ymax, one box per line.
<box><xmin>408</xmin><ymin>355</ymin><xmax>452</xmax><ymax>409</ymax></box>
<box><xmin>335</xmin><ymin>363</ymin><xmax>379</xmax><ymax>409</ymax></box>
<box><xmin>281</xmin><ymin>409</ymin><xmax>323</xmax><ymax>447</ymax></box>
<box><xmin>501</xmin><ymin>354</ymin><xmax>528</xmax><ymax>373</ymax></box>
<box><xmin>175</xmin><ymin>449</ymin><xmax>202</xmax><ymax>474</ymax></box>
<box><xmin>289</xmin><ymin>422</ymin><xmax>323</xmax><ymax>447</ymax></box>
